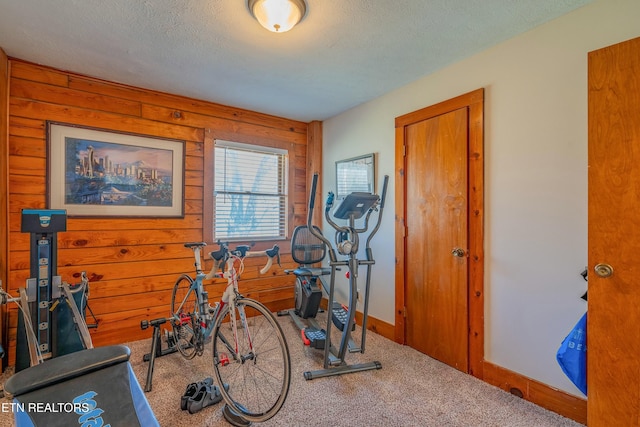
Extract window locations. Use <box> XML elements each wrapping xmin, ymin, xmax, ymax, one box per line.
<box><xmin>213</xmin><ymin>140</ymin><xmax>288</xmax><ymax>241</ymax></box>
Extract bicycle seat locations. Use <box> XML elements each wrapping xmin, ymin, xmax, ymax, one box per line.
<box><xmin>292</xmin><ymin>267</ymin><xmax>331</xmax><ymax>277</ymax></box>
<box><xmin>184</xmin><ymin>242</ymin><xmax>207</xmax><ymax>249</ymax></box>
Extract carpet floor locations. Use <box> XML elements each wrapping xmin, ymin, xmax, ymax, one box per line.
<box><xmin>0</xmin><ymin>314</ymin><xmax>584</xmax><ymax>426</ymax></box>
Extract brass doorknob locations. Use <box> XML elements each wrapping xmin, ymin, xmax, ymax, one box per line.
<box><xmin>451</xmin><ymin>248</ymin><xmax>466</xmax><ymax>258</ymax></box>
<box><xmin>594</xmin><ymin>263</ymin><xmax>613</xmax><ymax>278</ymax></box>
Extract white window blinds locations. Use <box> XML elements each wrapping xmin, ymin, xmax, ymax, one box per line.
<box><xmin>214</xmin><ymin>140</ymin><xmax>288</xmax><ymax>241</ymax></box>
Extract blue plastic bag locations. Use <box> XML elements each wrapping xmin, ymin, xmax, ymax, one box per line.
<box><xmin>556</xmin><ymin>312</ymin><xmax>587</xmax><ymax>395</ymax></box>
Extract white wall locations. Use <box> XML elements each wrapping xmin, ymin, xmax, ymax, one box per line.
<box><xmin>322</xmin><ymin>0</ymin><xmax>640</xmax><ymax>397</ymax></box>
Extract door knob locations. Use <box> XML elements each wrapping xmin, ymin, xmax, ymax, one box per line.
<box><xmin>451</xmin><ymin>248</ymin><xmax>466</xmax><ymax>258</ymax></box>
<box><xmin>594</xmin><ymin>263</ymin><xmax>613</xmax><ymax>278</ymax></box>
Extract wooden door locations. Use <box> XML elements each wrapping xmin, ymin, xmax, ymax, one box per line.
<box><xmin>588</xmin><ymin>36</ymin><xmax>640</xmax><ymax>426</ymax></box>
<box><xmin>395</xmin><ymin>89</ymin><xmax>484</xmax><ymax>377</ymax></box>
<box><xmin>404</xmin><ymin>108</ymin><xmax>469</xmax><ymax>371</ymax></box>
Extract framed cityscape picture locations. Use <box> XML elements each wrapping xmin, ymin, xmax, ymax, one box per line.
<box><xmin>47</xmin><ymin>122</ymin><xmax>185</xmax><ymax>217</ymax></box>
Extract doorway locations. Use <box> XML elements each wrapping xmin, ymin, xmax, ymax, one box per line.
<box><xmin>394</xmin><ymin>89</ymin><xmax>484</xmax><ymax>378</ymax></box>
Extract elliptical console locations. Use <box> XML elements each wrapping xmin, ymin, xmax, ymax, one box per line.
<box><xmin>333</xmin><ymin>192</ymin><xmax>380</xmax><ymax>220</ymax></box>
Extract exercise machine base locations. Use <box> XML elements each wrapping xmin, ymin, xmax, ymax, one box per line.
<box><xmin>304</xmin><ymin>360</ymin><xmax>382</xmax><ymax>381</ymax></box>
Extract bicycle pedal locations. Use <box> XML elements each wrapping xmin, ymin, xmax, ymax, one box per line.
<box><xmin>218</xmin><ymin>352</ymin><xmax>230</xmax><ymax>366</ymax></box>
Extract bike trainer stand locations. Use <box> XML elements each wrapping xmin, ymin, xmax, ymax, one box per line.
<box><xmin>140</xmin><ymin>317</ymin><xmax>177</xmax><ymax>392</ymax></box>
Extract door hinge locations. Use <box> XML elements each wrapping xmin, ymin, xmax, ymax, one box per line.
<box><xmin>403</xmin><ymin>145</ymin><xmax>407</xmax><ymax>157</ymax></box>
<box><xmin>403</xmin><ymin>306</ymin><xmax>407</xmax><ymax>318</ymax></box>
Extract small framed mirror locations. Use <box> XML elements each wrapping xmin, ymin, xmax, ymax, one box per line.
<box><xmin>335</xmin><ymin>153</ymin><xmax>376</xmax><ymax>199</ymax></box>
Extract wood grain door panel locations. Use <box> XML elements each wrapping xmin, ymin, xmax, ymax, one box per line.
<box><xmin>405</xmin><ymin>107</ymin><xmax>469</xmax><ymax>372</ymax></box>
<box><xmin>588</xmin><ymin>36</ymin><xmax>640</xmax><ymax>426</ymax></box>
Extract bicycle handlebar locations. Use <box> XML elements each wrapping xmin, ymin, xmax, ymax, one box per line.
<box><xmin>254</xmin><ymin>244</ymin><xmax>281</xmax><ymax>274</ymax></box>
<box><xmin>207</xmin><ymin>242</ymin><xmax>280</xmax><ymax>277</ymax></box>
<box><xmin>260</xmin><ymin>245</ymin><xmax>281</xmax><ymax>274</ymax></box>
<box><xmin>259</xmin><ymin>253</ymin><xmax>276</xmax><ymax>275</ymax></box>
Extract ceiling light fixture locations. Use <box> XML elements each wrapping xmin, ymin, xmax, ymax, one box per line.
<box><xmin>248</xmin><ymin>0</ymin><xmax>307</xmax><ymax>33</ymax></box>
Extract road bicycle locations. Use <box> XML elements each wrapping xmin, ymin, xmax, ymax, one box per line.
<box><xmin>170</xmin><ymin>241</ymin><xmax>291</xmax><ymax>424</ymax></box>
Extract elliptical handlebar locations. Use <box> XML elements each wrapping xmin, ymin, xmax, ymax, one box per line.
<box><xmin>307</xmin><ymin>173</ymin><xmax>338</xmax><ymax>262</ymax></box>
<box><xmin>379</xmin><ymin>174</ymin><xmax>389</xmax><ymax>209</ymax></box>
<box><xmin>309</xmin><ymin>172</ymin><xmax>319</xmax><ymax>213</ymax></box>
<box><xmin>366</xmin><ymin>175</ymin><xmax>389</xmax><ymax>250</ymax></box>
<box><xmin>324</xmin><ymin>201</ymin><xmax>349</xmax><ymax>234</ymax></box>
<box><xmin>325</xmin><ymin>192</ymin><xmax>335</xmax><ymax>211</ymax></box>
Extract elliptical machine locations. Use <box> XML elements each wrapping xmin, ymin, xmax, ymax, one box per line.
<box><xmin>280</xmin><ymin>172</ymin><xmax>388</xmax><ymax>380</ymax></box>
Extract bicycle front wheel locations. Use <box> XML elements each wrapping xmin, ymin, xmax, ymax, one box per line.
<box><xmin>212</xmin><ymin>297</ymin><xmax>291</xmax><ymax>423</ymax></box>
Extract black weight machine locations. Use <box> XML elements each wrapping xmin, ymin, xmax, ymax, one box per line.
<box><xmin>10</xmin><ymin>209</ymin><xmax>95</xmax><ymax>371</ymax></box>
<box><xmin>279</xmin><ymin>173</ymin><xmax>388</xmax><ymax>380</ymax></box>
<box><xmin>2</xmin><ymin>210</ymin><xmax>160</xmax><ymax>427</ymax></box>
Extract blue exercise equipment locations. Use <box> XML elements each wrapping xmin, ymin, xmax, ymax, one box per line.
<box><xmin>4</xmin><ymin>345</ymin><xmax>159</xmax><ymax>427</ymax></box>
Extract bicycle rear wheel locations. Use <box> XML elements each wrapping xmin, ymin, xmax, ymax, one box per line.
<box><xmin>170</xmin><ymin>274</ymin><xmax>199</xmax><ymax>359</ymax></box>
<box><xmin>212</xmin><ymin>297</ymin><xmax>291</xmax><ymax>423</ymax></box>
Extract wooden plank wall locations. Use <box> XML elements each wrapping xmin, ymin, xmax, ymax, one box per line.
<box><xmin>4</xmin><ymin>59</ymin><xmax>311</xmax><ymax>366</ymax></box>
<box><xmin>0</xmin><ymin>49</ymin><xmax>9</xmax><ymax>371</ymax></box>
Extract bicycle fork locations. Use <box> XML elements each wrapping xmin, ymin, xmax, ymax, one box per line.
<box><xmin>235</xmin><ymin>300</ymin><xmax>256</xmax><ymax>364</ymax></box>
<box><xmin>217</xmin><ymin>295</ymin><xmax>256</xmax><ymax>367</ymax></box>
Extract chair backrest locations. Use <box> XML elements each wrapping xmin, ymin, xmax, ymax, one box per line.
<box><xmin>290</xmin><ymin>225</ymin><xmax>326</xmax><ymax>265</ymax></box>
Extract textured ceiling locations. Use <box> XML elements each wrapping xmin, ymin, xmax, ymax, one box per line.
<box><xmin>0</xmin><ymin>0</ymin><xmax>591</xmax><ymax>122</ymax></box>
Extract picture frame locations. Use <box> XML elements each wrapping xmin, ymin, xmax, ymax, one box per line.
<box><xmin>47</xmin><ymin>122</ymin><xmax>185</xmax><ymax>217</ymax></box>
<box><xmin>335</xmin><ymin>153</ymin><xmax>376</xmax><ymax>199</ymax></box>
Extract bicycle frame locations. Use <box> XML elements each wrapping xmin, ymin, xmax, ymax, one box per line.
<box><xmin>212</xmin><ymin>252</ymin><xmax>251</xmax><ymax>364</ymax></box>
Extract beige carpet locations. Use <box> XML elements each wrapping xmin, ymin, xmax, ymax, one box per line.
<box><xmin>1</xmin><ymin>315</ymin><xmax>584</xmax><ymax>427</ymax></box>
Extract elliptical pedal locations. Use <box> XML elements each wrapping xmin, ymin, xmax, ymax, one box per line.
<box><xmin>303</xmin><ymin>327</ymin><xmax>326</xmax><ymax>350</ymax></box>
<box><xmin>331</xmin><ymin>302</ymin><xmax>355</xmax><ymax>332</ymax></box>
